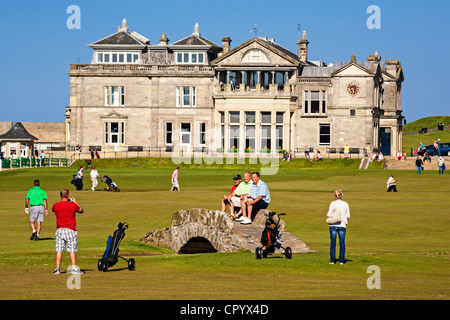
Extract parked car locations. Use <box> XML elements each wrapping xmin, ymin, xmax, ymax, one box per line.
<box><xmin>417</xmin><ymin>143</ymin><xmax>450</xmax><ymax>156</ymax></box>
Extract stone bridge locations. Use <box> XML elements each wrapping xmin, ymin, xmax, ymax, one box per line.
<box><xmin>140</xmin><ymin>208</ymin><xmax>313</xmax><ymax>254</ymax></box>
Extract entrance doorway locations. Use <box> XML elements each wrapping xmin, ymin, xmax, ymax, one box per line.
<box><xmin>379</xmin><ymin>127</ymin><xmax>391</xmax><ymax>155</ymax></box>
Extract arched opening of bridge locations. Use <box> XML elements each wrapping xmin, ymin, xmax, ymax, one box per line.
<box><xmin>178</xmin><ymin>237</ymin><xmax>218</xmax><ymax>254</ymax></box>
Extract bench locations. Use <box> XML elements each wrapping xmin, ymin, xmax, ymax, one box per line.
<box><xmin>128</xmin><ymin>146</ymin><xmax>143</xmax><ymax>152</ymax></box>
<box><xmin>89</xmin><ymin>146</ymin><xmax>102</xmax><ymax>152</ymax></box>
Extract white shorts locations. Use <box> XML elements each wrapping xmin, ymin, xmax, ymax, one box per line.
<box><xmin>231</xmin><ymin>196</ymin><xmax>241</xmax><ymax>207</ymax></box>
<box><xmin>30</xmin><ymin>206</ymin><xmax>45</xmax><ymax>222</ymax></box>
<box><xmin>55</xmin><ymin>228</ymin><xmax>78</xmax><ymax>252</ymax></box>
<box><xmin>172</xmin><ymin>179</ymin><xmax>179</xmax><ymax>188</ymax></box>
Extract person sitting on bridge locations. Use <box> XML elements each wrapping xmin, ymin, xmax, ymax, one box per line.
<box><xmin>237</xmin><ymin>172</ymin><xmax>271</xmax><ymax>225</ymax></box>
<box><xmin>229</xmin><ymin>171</ymin><xmax>253</xmax><ymax>220</ymax></box>
<box><xmin>221</xmin><ymin>174</ymin><xmax>241</xmax><ymax>217</ymax></box>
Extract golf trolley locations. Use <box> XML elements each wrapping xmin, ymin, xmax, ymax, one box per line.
<box><xmin>98</xmin><ymin>222</ymin><xmax>135</xmax><ymax>272</ymax></box>
<box><xmin>255</xmin><ymin>212</ymin><xmax>292</xmax><ymax>259</ymax></box>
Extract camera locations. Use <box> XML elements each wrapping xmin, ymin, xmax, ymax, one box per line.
<box><xmin>68</xmin><ymin>198</ymin><xmax>73</xmax><ymax>202</ymax></box>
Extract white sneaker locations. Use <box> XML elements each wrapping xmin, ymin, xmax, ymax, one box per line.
<box><xmin>240</xmin><ymin>218</ymin><xmax>252</xmax><ymax>224</ymax></box>
<box><xmin>235</xmin><ymin>216</ymin><xmax>245</xmax><ymax>222</ymax></box>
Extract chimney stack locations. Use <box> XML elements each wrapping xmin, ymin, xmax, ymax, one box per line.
<box><xmin>222</xmin><ymin>37</ymin><xmax>232</xmax><ymax>54</ymax></box>
<box><xmin>367</xmin><ymin>50</ymin><xmax>381</xmax><ymax>62</ymax></box>
<box><xmin>159</xmin><ymin>33</ymin><xmax>169</xmax><ymax>45</ymax></box>
<box><xmin>297</xmin><ymin>30</ymin><xmax>309</xmax><ymax>63</ymax></box>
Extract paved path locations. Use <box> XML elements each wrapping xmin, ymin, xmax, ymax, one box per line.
<box><xmin>231</xmin><ymin>220</ymin><xmax>314</xmax><ymax>254</ymax></box>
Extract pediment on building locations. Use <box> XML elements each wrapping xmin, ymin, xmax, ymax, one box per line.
<box><xmin>331</xmin><ymin>57</ymin><xmax>380</xmax><ymax>78</ymax></box>
<box><xmin>100</xmin><ymin>111</ymin><xmax>128</xmax><ymax>120</ymax></box>
<box><xmin>211</xmin><ymin>37</ymin><xmax>300</xmax><ymax>67</ymax></box>
<box><xmin>382</xmin><ymin>66</ymin><xmax>404</xmax><ymax>82</ymax></box>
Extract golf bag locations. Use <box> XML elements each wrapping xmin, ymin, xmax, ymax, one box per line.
<box><xmin>255</xmin><ymin>212</ymin><xmax>292</xmax><ymax>259</ymax></box>
<box><xmin>98</xmin><ymin>222</ymin><xmax>135</xmax><ymax>272</ymax></box>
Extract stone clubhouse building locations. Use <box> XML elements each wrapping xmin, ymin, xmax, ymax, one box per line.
<box><xmin>65</xmin><ymin>19</ymin><xmax>404</xmax><ymax>157</ymax></box>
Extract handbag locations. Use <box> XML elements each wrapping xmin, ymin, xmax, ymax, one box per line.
<box><xmin>326</xmin><ymin>208</ymin><xmax>341</xmax><ymax>224</ymax></box>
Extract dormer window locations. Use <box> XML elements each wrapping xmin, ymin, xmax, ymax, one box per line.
<box><xmin>96</xmin><ymin>51</ymin><xmax>140</xmax><ymax>64</ymax></box>
<box><xmin>242</xmin><ymin>49</ymin><xmax>269</xmax><ymax>63</ymax></box>
<box><xmin>176</xmin><ymin>52</ymin><xmax>205</xmax><ymax>64</ymax></box>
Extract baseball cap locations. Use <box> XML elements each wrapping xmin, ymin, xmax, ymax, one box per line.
<box><xmin>233</xmin><ymin>174</ymin><xmax>241</xmax><ymax>180</ymax></box>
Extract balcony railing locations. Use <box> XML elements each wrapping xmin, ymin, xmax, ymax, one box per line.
<box><xmin>214</xmin><ymin>83</ymin><xmax>296</xmax><ymax>96</ymax></box>
<box><xmin>70</xmin><ymin>64</ymin><xmax>214</xmax><ymax>75</ymax></box>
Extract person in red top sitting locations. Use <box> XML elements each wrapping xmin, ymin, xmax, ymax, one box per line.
<box><xmin>51</xmin><ymin>189</ymin><xmax>84</xmax><ymax>275</ymax></box>
<box><xmin>220</xmin><ymin>174</ymin><xmax>241</xmax><ymax>216</ymax></box>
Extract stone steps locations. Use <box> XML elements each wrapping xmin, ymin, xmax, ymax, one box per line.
<box><xmin>385</xmin><ymin>156</ymin><xmax>447</xmax><ymax>170</ymax></box>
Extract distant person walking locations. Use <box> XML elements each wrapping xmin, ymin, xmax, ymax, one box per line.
<box><xmin>438</xmin><ymin>157</ymin><xmax>445</xmax><ymax>174</ymax></box>
<box><xmin>75</xmin><ymin>167</ymin><xmax>84</xmax><ymax>190</ymax></box>
<box><xmin>171</xmin><ymin>167</ymin><xmax>180</xmax><ymax>191</ymax></box>
<box><xmin>327</xmin><ymin>189</ymin><xmax>350</xmax><ymax>265</ymax></box>
<box><xmin>90</xmin><ymin>166</ymin><xmax>99</xmax><ymax>191</ymax></box>
<box><xmin>52</xmin><ymin>189</ymin><xmax>84</xmax><ymax>275</ymax></box>
<box><xmin>25</xmin><ymin>180</ymin><xmax>48</xmax><ymax>241</ymax></box>
<box><xmin>415</xmin><ymin>156</ymin><xmax>423</xmax><ymax>174</ymax></box>
<box><xmin>386</xmin><ymin>174</ymin><xmax>397</xmax><ymax>192</ymax></box>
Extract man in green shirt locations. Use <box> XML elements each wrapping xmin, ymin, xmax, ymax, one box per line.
<box><xmin>25</xmin><ymin>180</ymin><xmax>48</xmax><ymax>241</ymax></box>
<box><xmin>228</xmin><ymin>171</ymin><xmax>253</xmax><ymax>219</ymax></box>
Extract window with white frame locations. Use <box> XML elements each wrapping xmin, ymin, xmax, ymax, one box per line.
<box><xmin>304</xmin><ymin>90</ymin><xmax>327</xmax><ymax>114</ymax></box>
<box><xmin>220</xmin><ymin>112</ymin><xmax>225</xmax><ymax>150</ymax></box>
<box><xmin>229</xmin><ymin>111</ymin><xmax>240</xmax><ymax>151</ymax></box>
<box><xmin>276</xmin><ymin>112</ymin><xmax>284</xmax><ymax>150</ymax></box>
<box><xmin>245</xmin><ymin>111</ymin><xmax>256</xmax><ymax>151</ymax></box>
<box><xmin>176</xmin><ymin>86</ymin><xmax>196</xmax><ymax>107</ymax></box>
<box><xmin>165</xmin><ymin>122</ymin><xmax>173</xmax><ymax>145</ymax></box>
<box><xmin>180</xmin><ymin>123</ymin><xmax>191</xmax><ymax>145</ymax></box>
<box><xmin>260</xmin><ymin>112</ymin><xmax>271</xmax><ymax>151</ymax></box>
<box><xmin>104</xmin><ymin>121</ymin><xmax>125</xmax><ymax>145</ymax></box>
<box><xmin>199</xmin><ymin>123</ymin><xmax>206</xmax><ymax>145</ymax></box>
<box><xmin>176</xmin><ymin>52</ymin><xmax>205</xmax><ymax>64</ymax></box>
<box><xmin>105</xmin><ymin>86</ymin><xmax>125</xmax><ymax>106</ymax></box>
<box><xmin>319</xmin><ymin>124</ymin><xmax>331</xmax><ymax>145</ymax></box>
<box><xmin>96</xmin><ymin>51</ymin><xmax>140</xmax><ymax>64</ymax></box>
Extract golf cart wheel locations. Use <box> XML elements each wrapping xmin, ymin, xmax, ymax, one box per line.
<box><xmin>103</xmin><ymin>188</ymin><xmax>108</xmax><ymax>191</ymax></box>
<box><xmin>97</xmin><ymin>259</ymin><xmax>103</xmax><ymax>271</ymax></box>
<box><xmin>114</xmin><ymin>188</ymin><xmax>120</xmax><ymax>192</ymax></box>
<box><xmin>255</xmin><ymin>248</ymin><xmax>263</xmax><ymax>259</ymax></box>
<box><xmin>285</xmin><ymin>247</ymin><xmax>292</xmax><ymax>259</ymax></box>
<box><xmin>101</xmin><ymin>260</ymin><xmax>108</xmax><ymax>272</ymax></box>
<box><xmin>128</xmin><ymin>258</ymin><xmax>135</xmax><ymax>271</ymax></box>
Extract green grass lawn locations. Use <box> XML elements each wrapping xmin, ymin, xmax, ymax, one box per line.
<box><xmin>402</xmin><ymin>116</ymin><xmax>450</xmax><ymax>154</ymax></box>
<box><xmin>403</xmin><ymin>116</ymin><xmax>450</xmax><ymax>133</ymax></box>
<box><xmin>0</xmin><ymin>158</ymin><xmax>449</xmax><ymax>300</ymax></box>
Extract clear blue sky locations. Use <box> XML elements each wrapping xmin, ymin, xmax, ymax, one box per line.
<box><xmin>0</xmin><ymin>0</ymin><xmax>448</xmax><ymax>123</ymax></box>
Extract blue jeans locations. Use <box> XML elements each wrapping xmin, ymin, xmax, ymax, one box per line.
<box><xmin>416</xmin><ymin>166</ymin><xmax>422</xmax><ymax>174</ymax></box>
<box><xmin>439</xmin><ymin>166</ymin><xmax>444</xmax><ymax>174</ymax></box>
<box><xmin>329</xmin><ymin>226</ymin><xmax>346</xmax><ymax>263</ymax></box>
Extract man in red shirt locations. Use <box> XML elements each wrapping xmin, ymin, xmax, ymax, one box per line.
<box><xmin>51</xmin><ymin>189</ymin><xmax>84</xmax><ymax>275</ymax></box>
<box><xmin>220</xmin><ymin>174</ymin><xmax>241</xmax><ymax>216</ymax></box>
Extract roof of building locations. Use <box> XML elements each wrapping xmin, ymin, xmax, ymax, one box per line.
<box><xmin>171</xmin><ymin>23</ymin><xmax>221</xmax><ymax>48</ymax></box>
<box><xmin>92</xmin><ymin>31</ymin><xmax>149</xmax><ymax>46</ymax></box>
<box><xmin>0</xmin><ymin>122</ymin><xmax>38</xmax><ymax>141</ymax></box>
<box><xmin>211</xmin><ymin>37</ymin><xmax>300</xmax><ymax>66</ymax></box>
<box><xmin>88</xmin><ymin>19</ymin><xmax>150</xmax><ymax>47</ymax></box>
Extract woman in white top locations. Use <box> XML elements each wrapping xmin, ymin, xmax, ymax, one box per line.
<box><xmin>326</xmin><ymin>189</ymin><xmax>350</xmax><ymax>264</ymax></box>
